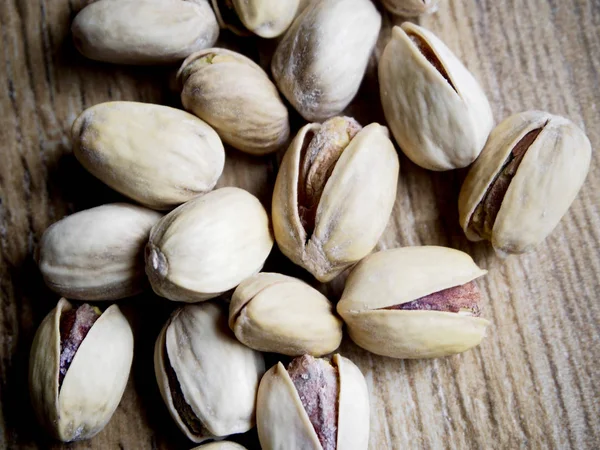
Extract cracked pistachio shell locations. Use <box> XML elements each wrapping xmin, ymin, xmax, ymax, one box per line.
<box><xmin>271</xmin><ymin>0</ymin><xmax>381</xmax><ymax>121</ymax></box>
<box><xmin>72</xmin><ymin>102</ymin><xmax>225</xmax><ymax>210</ymax></box>
<box><xmin>381</xmin><ymin>0</ymin><xmax>440</xmax><ymax>16</ymax></box>
<box><xmin>257</xmin><ymin>354</ymin><xmax>370</xmax><ymax>450</ymax></box>
<box><xmin>229</xmin><ymin>273</ymin><xmax>343</xmax><ymax>356</ymax></box>
<box><xmin>146</xmin><ymin>187</ymin><xmax>273</xmax><ymax>302</ymax></box>
<box><xmin>72</xmin><ymin>0</ymin><xmax>219</xmax><ymax>64</ymax></box>
<box><xmin>337</xmin><ymin>247</ymin><xmax>490</xmax><ymax>359</ymax></box>
<box><xmin>29</xmin><ymin>299</ymin><xmax>133</xmax><ymax>442</ymax></box>
<box><xmin>272</xmin><ymin>120</ymin><xmax>399</xmax><ymax>282</ymax></box>
<box><xmin>37</xmin><ymin>203</ymin><xmax>162</xmax><ymax>300</ymax></box>
<box><xmin>192</xmin><ymin>442</ymin><xmax>248</xmax><ymax>450</ymax></box>
<box><xmin>379</xmin><ymin>23</ymin><xmax>493</xmax><ymax>171</ymax></box>
<box><xmin>178</xmin><ymin>49</ymin><xmax>290</xmax><ymax>155</ymax></box>
<box><xmin>459</xmin><ymin>111</ymin><xmax>592</xmax><ymax>255</ymax></box>
<box><xmin>154</xmin><ymin>302</ymin><xmax>265</xmax><ymax>443</ymax></box>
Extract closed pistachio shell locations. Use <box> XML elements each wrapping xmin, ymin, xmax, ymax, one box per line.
<box><xmin>229</xmin><ymin>273</ymin><xmax>343</xmax><ymax>356</ymax></box>
<box><xmin>379</xmin><ymin>23</ymin><xmax>493</xmax><ymax>170</ymax></box>
<box><xmin>37</xmin><ymin>203</ymin><xmax>162</xmax><ymax>300</ymax></box>
<box><xmin>212</xmin><ymin>0</ymin><xmax>299</xmax><ymax>38</ymax></box>
<box><xmin>72</xmin><ymin>0</ymin><xmax>219</xmax><ymax>64</ymax></box>
<box><xmin>459</xmin><ymin>111</ymin><xmax>592</xmax><ymax>255</ymax></box>
<box><xmin>29</xmin><ymin>299</ymin><xmax>133</xmax><ymax>442</ymax></box>
<box><xmin>272</xmin><ymin>0</ymin><xmax>381</xmax><ymax>121</ymax></box>
<box><xmin>337</xmin><ymin>246</ymin><xmax>490</xmax><ymax>359</ymax></box>
<box><xmin>146</xmin><ymin>187</ymin><xmax>274</xmax><ymax>302</ymax></box>
<box><xmin>381</xmin><ymin>0</ymin><xmax>440</xmax><ymax>16</ymax></box>
<box><xmin>191</xmin><ymin>442</ymin><xmax>248</xmax><ymax>450</ymax></box>
<box><xmin>178</xmin><ymin>49</ymin><xmax>290</xmax><ymax>155</ymax></box>
<box><xmin>272</xmin><ymin>117</ymin><xmax>399</xmax><ymax>282</ymax></box>
<box><xmin>154</xmin><ymin>302</ymin><xmax>265</xmax><ymax>443</ymax></box>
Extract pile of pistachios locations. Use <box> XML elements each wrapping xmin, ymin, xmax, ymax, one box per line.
<box><xmin>28</xmin><ymin>0</ymin><xmax>592</xmax><ymax>447</ymax></box>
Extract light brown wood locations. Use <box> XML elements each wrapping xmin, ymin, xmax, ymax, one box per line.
<box><xmin>1</xmin><ymin>0</ymin><xmax>599</xmax><ymax>449</ymax></box>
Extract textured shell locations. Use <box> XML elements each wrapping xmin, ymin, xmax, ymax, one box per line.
<box><xmin>29</xmin><ymin>299</ymin><xmax>133</xmax><ymax>442</ymax></box>
<box><xmin>154</xmin><ymin>302</ymin><xmax>265</xmax><ymax>443</ymax></box>
<box><xmin>272</xmin><ymin>122</ymin><xmax>399</xmax><ymax>282</ymax></box>
<box><xmin>72</xmin><ymin>102</ymin><xmax>224</xmax><ymax>210</ymax></box>
<box><xmin>459</xmin><ymin>111</ymin><xmax>592</xmax><ymax>254</ymax></box>
<box><xmin>381</xmin><ymin>0</ymin><xmax>440</xmax><ymax>16</ymax></box>
<box><xmin>337</xmin><ymin>247</ymin><xmax>489</xmax><ymax>359</ymax></box>
<box><xmin>256</xmin><ymin>354</ymin><xmax>369</xmax><ymax>450</ymax></box>
<box><xmin>179</xmin><ymin>49</ymin><xmax>290</xmax><ymax>155</ymax></box>
<box><xmin>72</xmin><ymin>0</ymin><xmax>219</xmax><ymax>64</ymax></box>
<box><xmin>37</xmin><ymin>203</ymin><xmax>162</xmax><ymax>300</ymax></box>
<box><xmin>146</xmin><ymin>187</ymin><xmax>273</xmax><ymax>302</ymax></box>
<box><xmin>191</xmin><ymin>442</ymin><xmax>248</xmax><ymax>450</ymax></box>
<box><xmin>271</xmin><ymin>0</ymin><xmax>381</xmax><ymax>121</ymax></box>
<box><xmin>233</xmin><ymin>0</ymin><xmax>299</xmax><ymax>38</ymax></box>
<box><xmin>379</xmin><ymin>23</ymin><xmax>493</xmax><ymax>171</ymax></box>
<box><xmin>229</xmin><ymin>273</ymin><xmax>343</xmax><ymax>356</ymax></box>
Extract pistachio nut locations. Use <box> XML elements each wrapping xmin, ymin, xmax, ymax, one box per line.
<box><xmin>229</xmin><ymin>273</ymin><xmax>343</xmax><ymax>356</ymax></box>
<box><xmin>459</xmin><ymin>111</ymin><xmax>592</xmax><ymax>255</ymax></box>
<box><xmin>257</xmin><ymin>354</ymin><xmax>370</xmax><ymax>450</ymax></box>
<box><xmin>381</xmin><ymin>0</ymin><xmax>440</xmax><ymax>16</ymax></box>
<box><xmin>72</xmin><ymin>102</ymin><xmax>225</xmax><ymax>210</ymax></box>
<box><xmin>192</xmin><ymin>442</ymin><xmax>248</xmax><ymax>450</ymax></box>
<box><xmin>178</xmin><ymin>49</ymin><xmax>290</xmax><ymax>155</ymax></box>
<box><xmin>37</xmin><ymin>203</ymin><xmax>162</xmax><ymax>300</ymax></box>
<box><xmin>272</xmin><ymin>117</ymin><xmax>399</xmax><ymax>282</ymax></box>
<box><xmin>72</xmin><ymin>0</ymin><xmax>219</xmax><ymax>64</ymax></box>
<box><xmin>146</xmin><ymin>187</ymin><xmax>273</xmax><ymax>302</ymax></box>
<box><xmin>29</xmin><ymin>299</ymin><xmax>133</xmax><ymax>441</ymax></box>
<box><xmin>271</xmin><ymin>0</ymin><xmax>381</xmax><ymax>121</ymax></box>
<box><xmin>154</xmin><ymin>302</ymin><xmax>265</xmax><ymax>443</ymax></box>
<box><xmin>337</xmin><ymin>246</ymin><xmax>490</xmax><ymax>359</ymax></box>
<box><xmin>379</xmin><ymin>23</ymin><xmax>493</xmax><ymax>171</ymax></box>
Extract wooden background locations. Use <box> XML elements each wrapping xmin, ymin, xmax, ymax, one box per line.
<box><xmin>1</xmin><ymin>0</ymin><xmax>599</xmax><ymax>449</ymax></box>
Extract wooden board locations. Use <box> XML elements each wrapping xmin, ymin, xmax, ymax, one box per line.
<box><xmin>1</xmin><ymin>0</ymin><xmax>599</xmax><ymax>448</ymax></box>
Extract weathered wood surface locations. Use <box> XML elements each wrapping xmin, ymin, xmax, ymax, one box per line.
<box><xmin>1</xmin><ymin>0</ymin><xmax>599</xmax><ymax>449</ymax></box>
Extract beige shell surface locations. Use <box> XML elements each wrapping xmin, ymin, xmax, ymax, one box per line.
<box><xmin>459</xmin><ymin>110</ymin><xmax>592</xmax><ymax>254</ymax></box>
<box><xmin>179</xmin><ymin>49</ymin><xmax>290</xmax><ymax>155</ymax></box>
<box><xmin>72</xmin><ymin>102</ymin><xmax>225</xmax><ymax>210</ymax></box>
<box><xmin>191</xmin><ymin>442</ymin><xmax>248</xmax><ymax>450</ymax></box>
<box><xmin>154</xmin><ymin>302</ymin><xmax>265</xmax><ymax>443</ymax></box>
<box><xmin>272</xmin><ymin>122</ymin><xmax>399</xmax><ymax>282</ymax></box>
<box><xmin>72</xmin><ymin>0</ymin><xmax>219</xmax><ymax>64</ymax></box>
<box><xmin>381</xmin><ymin>0</ymin><xmax>440</xmax><ymax>16</ymax></box>
<box><xmin>232</xmin><ymin>0</ymin><xmax>299</xmax><ymax>38</ymax></box>
<box><xmin>271</xmin><ymin>0</ymin><xmax>381</xmax><ymax>121</ymax></box>
<box><xmin>379</xmin><ymin>23</ymin><xmax>493</xmax><ymax>171</ymax></box>
<box><xmin>229</xmin><ymin>273</ymin><xmax>343</xmax><ymax>356</ymax></box>
<box><xmin>37</xmin><ymin>203</ymin><xmax>162</xmax><ymax>300</ymax></box>
<box><xmin>146</xmin><ymin>187</ymin><xmax>273</xmax><ymax>302</ymax></box>
<box><xmin>29</xmin><ymin>299</ymin><xmax>134</xmax><ymax>442</ymax></box>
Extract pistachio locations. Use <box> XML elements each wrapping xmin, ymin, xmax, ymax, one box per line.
<box><xmin>37</xmin><ymin>203</ymin><xmax>162</xmax><ymax>300</ymax></box>
<box><xmin>72</xmin><ymin>0</ymin><xmax>219</xmax><ymax>64</ymax></box>
<box><xmin>271</xmin><ymin>0</ymin><xmax>381</xmax><ymax>121</ymax></box>
<box><xmin>72</xmin><ymin>102</ymin><xmax>225</xmax><ymax>210</ymax></box>
<box><xmin>178</xmin><ymin>48</ymin><xmax>290</xmax><ymax>155</ymax></box>
<box><xmin>146</xmin><ymin>187</ymin><xmax>273</xmax><ymax>302</ymax></box>
<box><xmin>381</xmin><ymin>0</ymin><xmax>440</xmax><ymax>16</ymax></box>
<box><xmin>379</xmin><ymin>23</ymin><xmax>493</xmax><ymax>170</ymax></box>
<box><xmin>459</xmin><ymin>111</ymin><xmax>592</xmax><ymax>255</ymax></box>
<box><xmin>154</xmin><ymin>302</ymin><xmax>265</xmax><ymax>443</ymax></box>
<box><xmin>257</xmin><ymin>354</ymin><xmax>370</xmax><ymax>450</ymax></box>
<box><xmin>29</xmin><ymin>299</ymin><xmax>133</xmax><ymax>441</ymax></box>
<box><xmin>229</xmin><ymin>273</ymin><xmax>343</xmax><ymax>356</ymax></box>
<box><xmin>337</xmin><ymin>246</ymin><xmax>490</xmax><ymax>359</ymax></box>
<box><xmin>272</xmin><ymin>117</ymin><xmax>399</xmax><ymax>282</ymax></box>
<box><xmin>192</xmin><ymin>442</ymin><xmax>248</xmax><ymax>450</ymax></box>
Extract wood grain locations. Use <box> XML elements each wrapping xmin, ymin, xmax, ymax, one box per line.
<box><xmin>1</xmin><ymin>0</ymin><xmax>599</xmax><ymax>449</ymax></box>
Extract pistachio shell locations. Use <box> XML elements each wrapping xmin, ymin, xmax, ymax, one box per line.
<box><xmin>191</xmin><ymin>442</ymin><xmax>248</xmax><ymax>450</ymax></box>
<box><xmin>229</xmin><ymin>273</ymin><xmax>343</xmax><ymax>356</ymax></box>
<box><xmin>381</xmin><ymin>0</ymin><xmax>440</xmax><ymax>16</ymax></box>
<box><xmin>37</xmin><ymin>203</ymin><xmax>162</xmax><ymax>300</ymax></box>
<box><xmin>231</xmin><ymin>0</ymin><xmax>300</xmax><ymax>38</ymax></box>
<box><xmin>459</xmin><ymin>111</ymin><xmax>592</xmax><ymax>255</ymax></box>
<box><xmin>337</xmin><ymin>246</ymin><xmax>490</xmax><ymax>359</ymax></box>
<box><xmin>154</xmin><ymin>302</ymin><xmax>265</xmax><ymax>443</ymax></box>
<box><xmin>146</xmin><ymin>187</ymin><xmax>273</xmax><ymax>302</ymax></box>
<box><xmin>272</xmin><ymin>119</ymin><xmax>399</xmax><ymax>282</ymax></box>
<box><xmin>29</xmin><ymin>299</ymin><xmax>133</xmax><ymax>441</ymax></box>
<box><xmin>72</xmin><ymin>102</ymin><xmax>225</xmax><ymax>210</ymax></box>
<box><xmin>72</xmin><ymin>0</ymin><xmax>219</xmax><ymax>64</ymax></box>
<box><xmin>271</xmin><ymin>0</ymin><xmax>381</xmax><ymax>121</ymax></box>
<box><xmin>379</xmin><ymin>23</ymin><xmax>493</xmax><ymax>170</ymax></box>
<box><xmin>178</xmin><ymin>49</ymin><xmax>290</xmax><ymax>155</ymax></box>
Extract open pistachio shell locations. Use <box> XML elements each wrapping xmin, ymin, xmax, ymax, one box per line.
<box><xmin>337</xmin><ymin>246</ymin><xmax>490</xmax><ymax>359</ymax></box>
<box><xmin>191</xmin><ymin>442</ymin><xmax>248</xmax><ymax>450</ymax></box>
<box><xmin>381</xmin><ymin>0</ymin><xmax>440</xmax><ymax>16</ymax></box>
